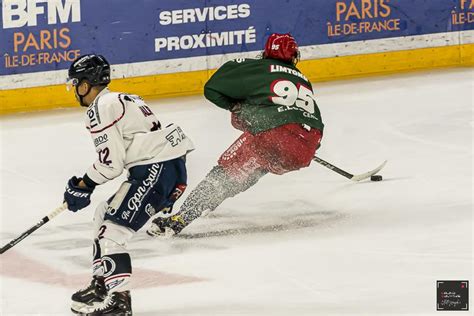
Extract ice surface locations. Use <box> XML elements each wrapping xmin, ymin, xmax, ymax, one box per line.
<box><xmin>1</xmin><ymin>69</ymin><xmax>472</xmax><ymax>315</ymax></box>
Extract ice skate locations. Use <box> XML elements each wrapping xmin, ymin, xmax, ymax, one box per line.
<box><xmin>147</xmin><ymin>214</ymin><xmax>186</xmax><ymax>238</ymax></box>
<box><xmin>71</xmin><ymin>276</ymin><xmax>107</xmax><ymax>313</ymax></box>
<box><xmin>74</xmin><ymin>291</ymin><xmax>132</xmax><ymax>315</ymax></box>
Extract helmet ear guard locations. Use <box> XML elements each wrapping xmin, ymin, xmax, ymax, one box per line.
<box><xmin>263</xmin><ymin>33</ymin><xmax>300</xmax><ymax>64</ymax></box>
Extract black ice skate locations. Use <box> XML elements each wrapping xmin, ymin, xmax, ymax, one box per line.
<box><xmin>71</xmin><ymin>276</ymin><xmax>107</xmax><ymax>313</ymax></box>
<box><xmin>80</xmin><ymin>291</ymin><xmax>132</xmax><ymax>316</ymax></box>
<box><xmin>147</xmin><ymin>214</ymin><xmax>186</xmax><ymax>238</ymax></box>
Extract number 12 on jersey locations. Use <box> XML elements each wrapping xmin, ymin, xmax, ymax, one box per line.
<box><xmin>270</xmin><ymin>80</ymin><xmax>316</xmax><ymax>114</ymax></box>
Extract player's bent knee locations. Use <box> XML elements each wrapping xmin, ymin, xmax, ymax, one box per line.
<box><xmin>92</xmin><ymin>201</ymin><xmax>109</xmax><ymax>237</ymax></box>
<box><xmin>98</xmin><ymin>220</ymin><xmax>134</xmax><ymax>255</ymax></box>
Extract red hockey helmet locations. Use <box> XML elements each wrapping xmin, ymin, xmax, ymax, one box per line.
<box><xmin>263</xmin><ymin>33</ymin><xmax>299</xmax><ymax>64</ymax></box>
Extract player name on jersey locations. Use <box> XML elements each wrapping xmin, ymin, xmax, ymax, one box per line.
<box><xmin>270</xmin><ymin>64</ymin><xmax>309</xmax><ymax>82</ymax></box>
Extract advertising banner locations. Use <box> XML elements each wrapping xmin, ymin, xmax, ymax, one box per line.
<box><xmin>1</xmin><ymin>0</ymin><xmax>473</xmax><ymax>77</ymax></box>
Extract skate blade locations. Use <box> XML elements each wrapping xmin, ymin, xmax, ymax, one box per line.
<box><xmin>72</xmin><ymin>311</ymin><xmax>131</xmax><ymax>316</ymax></box>
<box><xmin>71</xmin><ymin>300</ymin><xmax>102</xmax><ymax>315</ymax></box>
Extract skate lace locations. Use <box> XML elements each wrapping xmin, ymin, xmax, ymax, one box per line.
<box><xmin>75</xmin><ymin>280</ymin><xmax>94</xmax><ymax>293</ymax></box>
<box><xmin>94</xmin><ymin>294</ymin><xmax>115</xmax><ymax>311</ymax></box>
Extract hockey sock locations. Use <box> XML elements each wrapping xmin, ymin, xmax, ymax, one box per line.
<box><xmin>102</xmin><ymin>253</ymin><xmax>132</xmax><ymax>292</ymax></box>
<box><xmin>92</xmin><ymin>238</ymin><xmax>103</xmax><ymax>276</ymax></box>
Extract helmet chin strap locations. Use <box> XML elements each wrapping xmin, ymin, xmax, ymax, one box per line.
<box><xmin>75</xmin><ymin>82</ymin><xmax>92</xmax><ymax>107</ymax></box>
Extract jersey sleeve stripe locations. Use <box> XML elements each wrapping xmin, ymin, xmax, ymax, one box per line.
<box><xmin>89</xmin><ymin>94</ymin><xmax>126</xmax><ymax>134</ymax></box>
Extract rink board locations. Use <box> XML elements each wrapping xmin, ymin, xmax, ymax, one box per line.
<box><xmin>0</xmin><ymin>0</ymin><xmax>473</xmax><ymax>114</ymax></box>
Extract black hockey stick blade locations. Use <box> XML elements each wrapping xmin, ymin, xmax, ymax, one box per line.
<box><xmin>0</xmin><ymin>204</ymin><xmax>67</xmax><ymax>255</ymax></box>
<box><xmin>313</xmin><ymin>156</ymin><xmax>387</xmax><ymax>182</ymax></box>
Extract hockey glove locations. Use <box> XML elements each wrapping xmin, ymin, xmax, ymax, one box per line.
<box><xmin>64</xmin><ymin>176</ymin><xmax>94</xmax><ymax>212</ymax></box>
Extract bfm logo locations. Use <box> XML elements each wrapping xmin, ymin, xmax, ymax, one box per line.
<box><xmin>2</xmin><ymin>0</ymin><xmax>81</xmax><ymax>29</ymax></box>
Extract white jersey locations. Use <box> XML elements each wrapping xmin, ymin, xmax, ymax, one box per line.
<box><xmin>83</xmin><ymin>88</ymin><xmax>194</xmax><ymax>185</ymax></box>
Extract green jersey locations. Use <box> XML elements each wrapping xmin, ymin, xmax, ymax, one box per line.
<box><xmin>204</xmin><ymin>58</ymin><xmax>324</xmax><ymax>134</ymax></box>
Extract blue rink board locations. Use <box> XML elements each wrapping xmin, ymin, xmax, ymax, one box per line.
<box><xmin>0</xmin><ymin>0</ymin><xmax>472</xmax><ymax>75</ymax></box>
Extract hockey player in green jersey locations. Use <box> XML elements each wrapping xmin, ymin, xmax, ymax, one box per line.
<box><xmin>148</xmin><ymin>33</ymin><xmax>324</xmax><ymax>237</ymax></box>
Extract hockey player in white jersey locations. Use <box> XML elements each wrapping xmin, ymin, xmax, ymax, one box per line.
<box><xmin>63</xmin><ymin>54</ymin><xmax>194</xmax><ymax>315</ymax></box>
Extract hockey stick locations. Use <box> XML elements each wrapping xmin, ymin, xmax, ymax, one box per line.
<box><xmin>313</xmin><ymin>156</ymin><xmax>387</xmax><ymax>182</ymax></box>
<box><xmin>0</xmin><ymin>203</ymin><xmax>67</xmax><ymax>255</ymax></box>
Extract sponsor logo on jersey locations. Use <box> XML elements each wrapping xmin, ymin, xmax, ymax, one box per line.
<box><xmin>139</xmin><ymin>105</ymin><xmax>154</xmax><ymax>117</ymax></box>
<box><xmin>166</xmin><ymin>127</ymin><xmax>186</xmax><ymax>147</ymax></box>
<box><xmin>127</xmin><ymin>163</ymin><xmax>162</xmax><ymax>213</ymax></box>
<box><xmin>94</xmin><ymin>134</ymin><xmax>108</xmax><ymax>147</ymax></box>
<box><xmin>277</xmin><ymin>105</ymin><xmax>319</xmax><ymax>120</ymax></box>
<box><xmin>87</xmin><ymin>106</ymin><xmax>100</xmax><ymax>129</ymax></box>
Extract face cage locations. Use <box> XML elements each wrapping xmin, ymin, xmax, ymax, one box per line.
<box><xmin>66</xmin><ymin>77</ymin><xmax>79</xmax><ymax>91</ymax></box>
